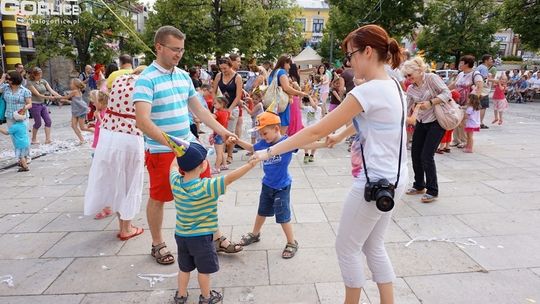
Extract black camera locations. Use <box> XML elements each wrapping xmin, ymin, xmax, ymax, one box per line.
<box><xmin>364</xmin><ymin>179</ymin><xmax>396</xmax><ymax>212</ymax></box>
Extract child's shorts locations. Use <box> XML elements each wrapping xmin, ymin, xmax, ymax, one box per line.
<box><xmin>175</xmin><ymin>234</ymin><xmax>219</xmax><ymax>274</ymax></box>
<box><xmin>213</xmin><ymin>134</ymin><xmax>224</xmax><ymax>145</ymax></box>
<box><xmin>258</xmin><ymin>184</ymin><xmax>292</xmax><ymax>223</ymax></box>
<box><xmin>15</xmin><ymin>148</ymin><xmax>29</xmax><ymax>159</ymax></box>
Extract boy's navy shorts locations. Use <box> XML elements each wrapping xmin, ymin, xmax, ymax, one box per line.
<box><xmin>175</xmin><ymin>234</ymin><xmax>218</xmax><ymax>274</ymax></box>
<box><xmin>258</xmin><ymin>184</ymin><xmax>292</xmax><ymax>223</ymax></box>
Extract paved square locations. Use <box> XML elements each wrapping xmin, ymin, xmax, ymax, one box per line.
<box><xmin>1</xmin><ymin>104</ymin><xmax>539</xmax><ymax>303</ymax></box>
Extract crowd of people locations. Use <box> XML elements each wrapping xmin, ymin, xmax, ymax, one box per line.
<box><xmin>0</xmin><ymin>22</ymin><xmax>532</xmax><ymax>304</ymax></box>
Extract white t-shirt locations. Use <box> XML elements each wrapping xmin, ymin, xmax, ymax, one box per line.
<box><xmin>301</xmin><ymin>104</ymin><xmax>322</xmax><ymax>126</ymax></box>
<box><xmin>348</xmin><ymin>79</ymin><xmax>408</xmax><ymax>187</ymax></box>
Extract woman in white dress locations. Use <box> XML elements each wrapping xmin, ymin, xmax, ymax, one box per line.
<box><xmin>84</xmin><ymin>66</ymin><xmax>146</xmax><ymax>240</ymax></box>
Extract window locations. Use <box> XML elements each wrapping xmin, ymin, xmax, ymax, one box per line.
<box><xmin>313</xmin><ymin>18</ymin><xmax>324</xmax><ymax>33</ymax></box>
<box><xmin>16</xmin><ymin>25</ymin><xmax>28</xmax><ymax>48</ymax></box>
<box><xmin>295</xmin><ymin>18</ymin><xmax>306</xmax><ymax>32</ymax></box>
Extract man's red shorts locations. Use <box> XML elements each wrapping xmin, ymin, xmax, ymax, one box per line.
<box><xmin>145</xmin><ymin>151</ymin><xmax>211</xmax><ymax>202</ymax></box>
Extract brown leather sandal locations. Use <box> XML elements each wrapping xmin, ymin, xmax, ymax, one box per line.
<box><xmin>214</xmin><ymin>236</ymin><xmax>243</xmax><ymax>253</ymax></box>
<box><xmin>151</xmin><ymin>242</ymin><xmax>175</xmax><ymax>265</ymax></box>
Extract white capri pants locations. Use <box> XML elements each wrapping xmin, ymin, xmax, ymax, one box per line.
<box><xmin>335</xmin><ymin>179</ymin><xmax>406</xmax><ymax>288</ymax></box>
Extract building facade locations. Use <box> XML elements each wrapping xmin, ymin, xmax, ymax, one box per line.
<box><xmin>295</xmin><ymin>0</ymin><xmax>329</xmax><ymax>48</ymax></box>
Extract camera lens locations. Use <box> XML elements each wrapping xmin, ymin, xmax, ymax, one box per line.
<box><xmin>375</xmin><ymin>190</ymin><xmax>394</xmax><ymax>212</ymax></box>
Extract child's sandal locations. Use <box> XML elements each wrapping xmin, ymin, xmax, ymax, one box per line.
<box><xmin>239</xmin><ymin>232</ymin><xmax>260</xmax><ymax>246</ymax></box>
<box><xmin>282</xmin><ymin>240</ymin><xmax>298</xmax><ymax>259</ymax></box>
<box><xmin>173</xmin><ymin>291</ymin><xmax>188</xmax><ymax>304</ymax></box>
<box><xmin>214</xmin><ymin>236</ymin><xmax>243</xmax><ymax>253</ymax></box>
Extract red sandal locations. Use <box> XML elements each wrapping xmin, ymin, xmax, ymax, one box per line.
<box><xmin>94</xmin><ymin>207</ymin><xmax>113</xmax><ymax>220</ymax></box>
<box><xmin>119</xmin><ymin>226</ymin><xmax>144</xmax><ymax>241</ymax></box>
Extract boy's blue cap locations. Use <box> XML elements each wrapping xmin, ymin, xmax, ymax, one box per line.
<box><xmin>161</xmin><ymin>132</ymin><xmax>207</xmax><ymax>172</ymax></box>
<box><xmin>176</xmin><ymin>141</ymin><xmax>208</xmax><ymax>172</ymax></box>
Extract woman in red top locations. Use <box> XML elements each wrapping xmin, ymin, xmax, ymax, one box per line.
<box><xmin>211</xmin><ymin>96</ymin><xmax>230</xmax><ymax>174</ymax></box>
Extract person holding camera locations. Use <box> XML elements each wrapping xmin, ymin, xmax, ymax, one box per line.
<box><xmin>251</xmin><ymin>24</ymin><xmax>407</xmax><ymax>304</ymax></box>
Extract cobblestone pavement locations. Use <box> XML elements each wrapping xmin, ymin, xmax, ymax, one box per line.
<box><xmin>1</xmin><ymin>103</ymin><xmax>540</xmax><ymax>304</ymax></box>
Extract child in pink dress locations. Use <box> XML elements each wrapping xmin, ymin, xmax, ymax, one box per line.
<box><xmin>491</xmin><ymin>76</ymin><xmax>509</xmax><ymax>125</ymax></box>
<box><xmin>464</xmin><ymin>94</ymin><xmax>481</xmax><ymax>153</ymax></box>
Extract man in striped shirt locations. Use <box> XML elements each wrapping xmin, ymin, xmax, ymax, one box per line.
<box><xmin>134</xmin><ymin>26</ymin><xmax>237</xmax><ymax>266</ymax></box>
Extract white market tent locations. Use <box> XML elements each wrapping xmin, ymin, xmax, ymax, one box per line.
<box><xmin>293</xmin><ymin>46</ymin><xmax>322</xmax><ymax>68</ymax></box>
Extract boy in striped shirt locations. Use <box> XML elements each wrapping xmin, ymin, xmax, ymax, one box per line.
<box><xmin>169</xmin><ymin>138</ymin><xmax>258</xmax><ymax>304</ymax></box>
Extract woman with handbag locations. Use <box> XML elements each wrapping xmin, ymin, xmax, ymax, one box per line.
<box><xmin>401</xmin><ymin>57</ymin><xmax>451</xmax><ymax>203</ymax></box>
<box><xmin>267</xmin><ymin>55</ymin><xmax>308</xmax><ymax>135</ymax></box>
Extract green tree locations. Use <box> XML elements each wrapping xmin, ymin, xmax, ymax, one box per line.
<box><xmin>320</xmin><ymin>0</ymin><xmax>425</xmax><ymax>61</ymax></box>
<box><xmin>30</xmin><ymin>0</ymin><xmax>145</xmax><ymax>69</ymax></box>
<box><xmin>417</xmin><ymin>0</ymin><xmax>499</xmax><ymax>67</ymax></box>
<box><xmin>143</xmin><ymin>0</ymin><xmax>302</xmax><ymax>65</ymax></box>
<box><xmin>500</xmin><ymin>0</ymin><xmax>540</xmax><ymax>51</ymax></box>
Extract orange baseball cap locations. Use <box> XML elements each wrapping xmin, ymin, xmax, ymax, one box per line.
<box><xmin>249</xmin><ymin>112</ymin><xmax>281</xmax><ymax>132</ymax></box>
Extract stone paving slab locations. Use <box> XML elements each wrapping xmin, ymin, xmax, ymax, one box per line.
<box><xmin>267</xmin><ymin>247</ymin><xmax>341</xmax><ymax>285</ymax></box>
<box><xmin>0</xmin><ymin>232</ymin><xmax>65</xmax><ymax>259</ymax></box>
<box><xmin>387</xmin><ymin>242</ymin><xmax>484</xmax><ymax>277</ymax></box>
<box><xmin>45</xmin><ymin>255</ymin><xmax>179</xmax><ymax>294</ymax></box>
<box><xmin>0</xmin><ymin>295</ymin><xmax>85</xmax><ymax>304</ymax></box>
<box><xmin>484</xmin><ymin>192</ymin><xmax>540</xmax><ymax>211</ymax></box>
<box><xmin>43</xmin><ymin>231</ymin><xmax>125</xmax><ymax>258</ymax></box>
<box><xmin>363</xmin><ymin>278</ymin><xmax>420</xmax><ymax>304</ymax></box>
<box><xmin>316</xmin><ymin>282</ymin><xmax>371</xmax><ymax>304</ymax></box>
<box><xmin>457</xmin><ymin>211</ymin><xmax>540</xmax><ymax>236</ymax></box>
<box><xmin>0</xmin><ymin>197</ymin><xmax>57</xmax><ymax>214</ymax></box>
<box><xmin>403</xmin><ymin>195</ymin><xmax>507</xmax><ymax>216</ymax></box>
<box><xmin>0</xmin><ymin>214</ymin><xmax>33</xmax><ymax>233</ymax></box>
<box><xmin>404</xmin><ymin>269</ymin><xmax>540</xmax><ymax>304</ymax></box>
<box><xmin>395</xmin><ymin>215</ymin><xmax>482</xmax><ymax>239</ymax></box>
<box><xmin>0</xmin><ymin>258</ymin><xmax>73</xmax><ymax>296</ymax></box>
<box><xmin>80</xmin><ymin>291</ymin><xmax>176</xmax><ymax>304</ymax></box>
<box><xmin>41</xmin><ymin>212</ymin><xmax>115</xmax><ymax>232</ymax></box>
<box><xmin>8</xmin><ymin>212</ymin><xmax>60</xmax><ymax>233</ymax></box>
<box><xmin>456</xmin><ymin>234</ymin><xmax>540</xmax><ymax>271</ymax></box>
<box><xmin>223</xmin><ymin>284</ymin><xmax>319</xmax><ymax>304</ymax></box>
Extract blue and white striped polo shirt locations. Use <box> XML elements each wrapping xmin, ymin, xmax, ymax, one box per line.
<box><xmin>133</xmin><ymin>61</ymin><xmax>197</xmax><ymax>153</ymax></box>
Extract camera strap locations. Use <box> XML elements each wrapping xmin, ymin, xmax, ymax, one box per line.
<box><xmin>360</xmin><ymin>78</ymin><xmax>405</xmax><ymax>187</ymax></box>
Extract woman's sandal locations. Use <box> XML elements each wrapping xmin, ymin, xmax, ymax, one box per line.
<box><xmin>443</xmin><ymin>148</ymin><xmax>451</xmax><ymax>153</ymax></box>
<box><xmin>421</xmin><ymin>194</ymin><xmax>437</xmax><ymax>203</ymax></box>
<box><xmin>214</xmin><ymin>236</ymin><xmax>243</xmax><ymax>253</ymax></box>
<box><xmin>406</xmin><ymin>188</ymin><xmax>426</xmax><ymax>195</ymax></box>
<box><xmin>436</xmin><ymin>149</ymin><xmax>444</xmax><ymax>154</ymax></box>
<box><xmin>239</xmin><ymin>232</ymin><xmax>260</xmax><ymax>246</ymax></box>
<box><xmin>151</xmin><ymin>242</ymin><xmax>175</xmax><ymax>265</ymax></box>
<box><xmin>282</xmin><ymin>240</ymin><xmax>298</xmax><ymax>259</ymax></box>
<box><xmin>17</xmin><ymin>167</ymin><xmax>29</xmax><ymax>172</ymax></box>
<box><xmin>226</xmin><ymin>156</ymin><xmax>233</xmax><ymax>165</ymax></box>
<box><xmin>119</xmin><ymin>226</ymin><xmax>144</xmax><ymax>241</ymax></box>
<box><xmin>94</xmin><ymin>208</ymin><xmax>113</xmax><ymax>220</ymax></box>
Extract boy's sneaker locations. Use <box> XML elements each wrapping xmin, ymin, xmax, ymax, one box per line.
<box><xmin>199</xmin><ymin>290</ymin><xmax>222</xmax><ymax>304</ymax></box>
<box><xmin>303</xmin><ymin>155</ymin><xmax>309</xmax><ymax>164</ymax></box>
<box><xmin>174</xmin><ymin>291</ymin><xmax>188</xmax><ymax>304</ymax></box>
<box><xmin>308</xmin><ymin>155</ymin><xmax>314</xmax><ymax>162</ymax></box>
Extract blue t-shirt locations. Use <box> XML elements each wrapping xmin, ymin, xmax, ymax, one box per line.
<box><xmin>253</xmin><ymin>135</ymin><xmax>296</xmax><ymax>189</ymax></box>
<box><xmin>476</xmin><ymin>64</ymin><xmax>489</xmax><ymax>78</ymax></box>
<box><xmin>268</xmin><ymin>69</ymin><xmax>287</xmax><ymax>87</ymax></box>
<box><xmin>8</xmin><ymin>121</ymin><xmax>30</xmax><ymax>150</ymax></box>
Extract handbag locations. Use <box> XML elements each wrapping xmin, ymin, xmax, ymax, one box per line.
<box><xmin>424</xmin><ymin>74</ymin><xmax>464</xmax><ymax>130</ymax></box>
<box><xmin>434</xmin><ymin>98</ymin><xmax>464</xmax><ymax>130</ymax></box>
<box><xmin>262</xmin><ymin>70</ymin><xmax>289</xmax><ymax>113</ymax></box>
